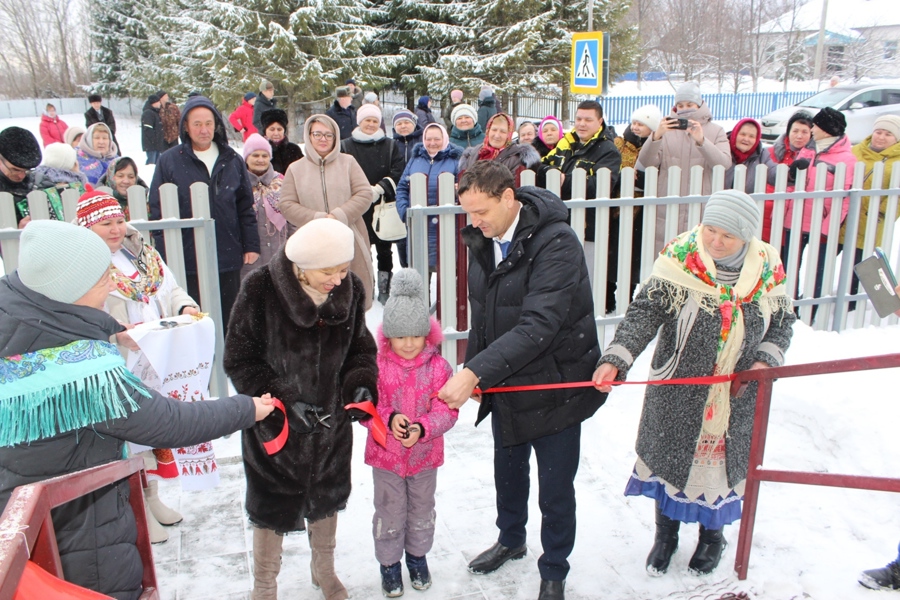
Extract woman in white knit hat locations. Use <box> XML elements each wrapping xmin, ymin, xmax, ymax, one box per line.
<box><xmin>594</xmin><ymin>190</ymin><xmax>795</xmax><ymax>578</ymax></box>
<box><xmin>225</xmin><ymin>218</ymin><xmax>378</xmax><ymax>600</ymax></box>
<box><xmin>31</xmin><ymin>142</ymin><xmax>87</xmax><ymax>220</ymax></box>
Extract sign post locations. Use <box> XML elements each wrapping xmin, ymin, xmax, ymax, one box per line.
<box><xmin>570</xmin><ymin>31</ymin><xmax>608</xmax><ymax>96</ymax></box>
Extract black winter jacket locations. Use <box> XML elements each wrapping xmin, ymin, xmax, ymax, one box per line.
<box><xmin>393</xmin><ymin>126</ymin><xmax>424</xmax><ymax>163</ymax></box>
<box><xmin>326</xmin><ymin>101</ymin><xmax>357</xmax><ymax>140</ymax></box>
<box><xmin>0</xmin><ymin>273</ymin><xmax>255</xmax><ymax>600</ymax></box>
<box><xmin>270</xmin><ymin>139</ymin><xmax>303</xmax><ymax>175</ymax></box>
<box><xmin>252</xmin><ymin>94</ymin><xmax>277</xmax><ymax>134</ymax></box>
<box><xmin>223</xmin><ymin>251</ymin><xmax>377</xmax><ymax>532</ymax></box>
<box><xmin>148</xmin><ymin>96</ymin><xmax>260</xmax><ymax>274</ymax></box>
<box><xmin>341</xmin><ymin>134</ymin><xmax>407</xmax><ymax>198</ymax></box>
<box><xmin>462</xmin><ymin>187</ymin><xmax>606</xmax><ymax>447</ymax></box>
<box><xmin>140</xmin><ymin>103</ymin><xmax>166</xmax><ymax>153</ymax></box>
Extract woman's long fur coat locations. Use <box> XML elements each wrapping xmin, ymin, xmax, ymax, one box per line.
<box><xmin>224</xmin><ymin>249</ymin><xmax>378</xmax><ymax>532</ymax></box>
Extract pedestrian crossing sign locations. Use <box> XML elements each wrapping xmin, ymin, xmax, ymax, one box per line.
<box><xmin>571</xmin><ymin>32</ymin><xmax>604</xmax><ymax>94</ymax></box>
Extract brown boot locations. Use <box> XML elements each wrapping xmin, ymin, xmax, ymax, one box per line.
<box><xmin>308</xmin><ymin>515</ymin><xmax>348</xmax><ymax>600</ymax></box>
<box><xmin>251</xmin><ymin>527</ymin><xmax>284</xmax><ymax>600</ymax></box>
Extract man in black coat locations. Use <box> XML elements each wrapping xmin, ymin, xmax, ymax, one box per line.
<box><xmin>0</xmin><ymin>126</ymin><xmax>41</xmax><ymax>226</ymax></box>
<box><xmin>140</xmin><ymin>94</ymin><xmax>166</xmax><ymax>165</ymax></box>
<box><xmin>326</xmin><ymin>86</ymin><xmax>356</xmax><ymax>140</ymax></box>
<box><xmin>84</xmin><ymin>93</ymin><xmax>120</xmax><ymax>154</ymax></box>
<box><xmin>149</xmin><ymin>95</ymin><xmax>260</xmax><ymax>334</ymax></box>
<box><xmin>438</xmin><ymin>160</ymin><xmax>606</xmax><ymax>600</ymax></box>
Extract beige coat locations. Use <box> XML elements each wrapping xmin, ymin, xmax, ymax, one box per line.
<box><xmin>279</xmin><ymin>115</ymin><xmax>374</xmax><ymax>309</ymax></box>
<box><xmin>638</xmin><ymin>102</ymin><xmax>732</xmax><ymax>252</ymax></box>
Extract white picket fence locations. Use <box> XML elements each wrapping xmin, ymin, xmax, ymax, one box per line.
<box><xmin>406</xmin><ymin>162</ymin><xmax>900</xmax><ymax>365</ymax></box>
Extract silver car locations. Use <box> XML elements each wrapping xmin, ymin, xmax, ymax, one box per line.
<box><xmin>760</xmin><ymin>84</ymin><xmax>900</xmax><ymax>145</ymax></box>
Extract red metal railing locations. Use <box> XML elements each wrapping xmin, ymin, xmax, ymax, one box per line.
<box><xmin>0</xmin><ymin>457</ymin><xmax>160</xmax><ymax>600</ymax></box>
<box><xmin>730</xmin><ymin>353</ymin><xmax>900</xmax><ymax>580</ymax></box>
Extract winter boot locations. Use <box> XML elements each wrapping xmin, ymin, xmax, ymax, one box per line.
<box><xmin>646</xmin><ymin>503</ymin><xmax>680</xmax><ymax>576</ymax></box>
<box><xmin>251</xmin><ymin>527</ymin><xmax>284</xmax><ymax>600</ymax></box>
<box><xmin>378</xmin><ymin>271</ymin><xmax>392</xmax><ymax>305</ymax></box>
<box><xmin>145</xmin><ymin>479</ymin><xmax>183</xmax><ymax>525</ymax></box>
<box><xmin>688</xmin><ymin>525</ymin><xmax>726</xmax><ymax>575</ymax></box>
<box><xmin>380</xmin><ymin>562</ymin><xmax>404</xmax><ymax>597</ymax></box>
<box><xmin>308</xmin><ymin>515</ymin><xmax>348</xmax><ymax>600</ymax></box>
<box><xmin>143</xmin><ymin>496</ymin><xmax>168</xmax><ymax>544</ymax></box>
<box><xmin>405</xmin><ymin>553</ymin><xmax>431</xmax><ymax>590</ymax></box>
<box><xmin>859</xmin><ymin>559</ymin><xmax>900</xmax><ymax>590</ymax></box>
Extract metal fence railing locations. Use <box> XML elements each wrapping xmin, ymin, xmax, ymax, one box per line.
<box><xmin>406</xmin><ymin>162</ymin><xmax>900</xmax><ymax>365</ymax></box>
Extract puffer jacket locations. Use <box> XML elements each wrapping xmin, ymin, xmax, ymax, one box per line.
<box><xmin>395</xmin><ymin>134</ymin><xmax>463</xmax><ymax>268</ymax></box>
<box><xmin>461</xmin><ymin>186</ymin><xmax>606</xmax><ymax>446</ymax></box>
<box><xmin>0</xmin><ymin>272</ymin><xmax>255</xmax><ymax>600</ymax></box>
<box><xmin>364</xmin><ymin>319</ymin><xmax>456</xmax><ymax>478</ymax></box>
<box><xmin>449</xmin><ymin>124</ymin><xmax>485</xmax><ymax>149</ymax></box>
<box><xmin>278</xmin><ymin>114</ymin><xmax>374</xmax><ymax>308</ymax></box>
<box><xmin>229</xmin><ymin>99</ymin><xmax>258</xmax><ymax>141</ymax></box>
<box><xmin>784</xmin><ymin>135</ymin><xmax>857</xmax><ymax>235</ymax></box>
<box><xmin>394</xmin><ymin>125</ymin><xmax>424</xmax><ymax>163</ymax></box>
<box><xmin>840</xmin><ymin>137</ymin><xmax>900</xmax><ymax>249</ymax></box>
<box><xmin>40</xmin><ymin>112</ymin><xmax>68</xmax><ymax>146</ymax></box>
<box><xmin>637</xmin><ymin>102</ymin><xmax>731</xmax><ymax>250</ymax></box>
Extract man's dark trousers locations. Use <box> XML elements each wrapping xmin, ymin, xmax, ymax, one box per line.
<box><xmin>492</xmin><ymin>414</ymin><xmax>581</xmax><ymax>581</ymax></box>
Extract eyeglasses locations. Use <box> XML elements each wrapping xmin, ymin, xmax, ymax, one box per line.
<box><xmin>309</xmin><ymin>132</ymin><xmax>335</xmax><ymax>141</ymax></box>
<box><xmin>0</xmin><ymin>156</ymin><xmax>31</xmax><ymax>177</ymax></box>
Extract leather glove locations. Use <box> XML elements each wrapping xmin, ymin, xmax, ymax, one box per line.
<box><xmin>347</xmin><ymin>387</ymin><xmax>374</xmax><ymax>422</ymax></box>
<box><xmin>371</xmin><ymin>185</ymin><xmax>384</xmax><ymax>203</ymax></box>
<box><xmin>287</xmin><ymin>401</ymin><xmax>331</xmax><ymax>433</ymax></box>
<box><xmin>787</xmin><ymin>158</ymin><xmax>810</xmax><ymax>183</ymax></box>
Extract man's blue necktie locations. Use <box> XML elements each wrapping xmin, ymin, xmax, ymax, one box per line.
<box><xmin>499</xmin><ymin>240</ymin><xmax>511</xmax><ymax>259</ymax></box>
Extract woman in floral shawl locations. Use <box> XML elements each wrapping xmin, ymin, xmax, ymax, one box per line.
<box><xmin>593</xmin><ymin>189</ymin><xmax>795</xmax><ymax>577</ymax></box>
<box><xmin>457</xmin><ymin>112</ymin><xmax>540</xmax><ymax>186</ymax></box>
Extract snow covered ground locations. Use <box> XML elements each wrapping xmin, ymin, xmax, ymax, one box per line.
<box><xmin>3</xmin><ymin>112</ymin><xmax>900</xmax><ymax>599</ymax></box>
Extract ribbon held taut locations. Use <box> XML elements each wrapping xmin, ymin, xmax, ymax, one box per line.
<box><xmin>475</xmin><ymin>373</ymin><xmax>736</xmax><ymax>395</ymax></box>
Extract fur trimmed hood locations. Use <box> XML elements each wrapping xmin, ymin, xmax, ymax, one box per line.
<box><xmin>376</xmin><ymin>316</ymin><xmax>443</xmax><ymax>364</ymax></box>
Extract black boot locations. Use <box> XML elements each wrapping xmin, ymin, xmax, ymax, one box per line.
<box><xmin>688</xmin><ymin>525</ymin><xmax>726</xmax><ymax>575</ymax></box>
<box><xmin>646</xmin><ymin>504</ymin><xmax>680</xmax><ymax>576</ymax></box>
<box><xmin>405</xmin><ymin>553</ymin><xmax>431</xmax><ymax>590</ymax></box>
<box><xmin>467</xmin><ymin>541</ymin><xmax>527</xmax><ymax>574</ymax></box>
<box><xmin>380</xmin><ymin>562</ymin><xmax>403</xmax><ymax>597</ymax></box>
<box><xmin>538</xmin><ymin>579</ymin><xmax>565</xmax><ymax>599</ymax></box>
<box><xmin>377</xmin><ymin>271</ymin><xmax>392</xmax><ymax>305</ymax></box>
<box><xmin>859</xmin><ymin>558</ymin><xmax>900</xmax><ymax>590</ymax></box>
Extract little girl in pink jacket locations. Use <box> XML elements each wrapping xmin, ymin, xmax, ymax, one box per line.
<box><xmin>363</xmin><ymin>268</ymin><xmax>457</xmax><ymax>597</ymax></box>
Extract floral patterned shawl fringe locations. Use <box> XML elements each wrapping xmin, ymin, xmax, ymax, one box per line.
<box><xmin>0</xmin><ymin>340</ymin><xmax>150</xmax><ymax>447</ymax></box>
<box><xmin>647</xmin><ymin>226</ymin><xmax>790</xmax><ymax>437</ymax></box>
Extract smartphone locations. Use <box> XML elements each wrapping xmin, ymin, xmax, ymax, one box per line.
<box><xmin>666</xmin><ymin>117</ymin><xmax>689</xmax><ymax>130</ymax></box>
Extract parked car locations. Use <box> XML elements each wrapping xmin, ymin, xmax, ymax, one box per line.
<box><xmin>760</xmin><ymin>84</ymin><xmax>900</xmax><ymax>144</ymax></box>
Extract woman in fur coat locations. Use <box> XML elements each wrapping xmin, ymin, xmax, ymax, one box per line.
<box><xmin>594</xmin><ymin>190</ymin><xmax>795</xmax><ymax>578</ymax></box>
<box><xmin>224</xmin><ymin>219</ymin><xmax>378</xmax><ymax>600</ymax></box>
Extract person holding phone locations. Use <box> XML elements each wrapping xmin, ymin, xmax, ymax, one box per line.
<box><xmin>638</xmin><ymin>82</ymin><xmax>732</xmax><ymax>253</ymax></box>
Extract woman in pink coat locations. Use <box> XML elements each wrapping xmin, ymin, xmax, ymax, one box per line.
<box><xmin>39</xmin><ymin>103</ymin><xmax>69</xmax><ymax>146</ymax></box>
<box><xmin>362</xmin><ymin>269</ymin><xmax>457</xmax><ymax>597</ymax></box>
<box><xmin>782</xmin><ymin>107</ymin><xmax>857</xmax><ymax>316</ymax></box>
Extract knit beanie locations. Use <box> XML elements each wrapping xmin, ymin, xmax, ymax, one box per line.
<box><xmin>260</xmin><ymin>108</ymin><xmax>288</xmax><ymax>132</ymax></box>
<box><xmin>42</xmin><ymin>143</ymin><xmax>77</xmax><ymax>171</ymax></box>
<box><xmin>479</xmin><ymin>86</ymin><xmax>493</xmax><ymax>101</ymax></box>
<box><xmin>357</xmin><ymin>103</ymin><xmax>382</xmax><ymax>125</ymax></box>
<box><xmin>813</xmin><ymin>107</ymin><xmax>846</xmax><ymax>137</ymax></box>
<box><xmin>77</xmin><ymin>187</ymin><xmax>126</xmax><ymax>228</ymax></box>
<box><xmin>451</xmin><ymin>104</ymin><xmax>478</xmax><ymax>126</ymax></box>
<box><xmin>0</xmin><ymin>127</ymin><xmax>42</xmax><ymax>169</ymax></box>
<box><xmin>417</xmin><ymin>96</ymin><xmax>430</xmax><ymax>109</ymax></box>
<box><xmin>674</xmin><ymin>82</ymin><xmax>702</xmax><ymax>107</ymax></box>
<box><xmin>785</xmin><ymin>110</ymin><xmax>814</xmax><ymax>136</ymax></box>
<box><xmin>64</xmin><ymin>125</ymin><xmax>85</xmax><ymax>147</ymax></box>
<box><xmin>363</xmin><ymin>92</ymin><xmax>378</xmax><ymax>104</ymax></box>
<box><xmin>383</xmin><ymin>269</ymin><xmax>430</xmax><ymax>338</ymax></box>
<box><xmin>450</xmin><ymin>89</ymin><xmax>464</xmax><ymax>103</ymax></box>
<box><xmin>18</xmin><ymin>220</ymin><xmax>112</xmax><ymax>304</ymax></box>
<box><xmin>702</xmin><ymin>189</ymin><xmax>761</xmax><ymax>242</ymax></box>
<box><xmin>259</xmin><ymin>79</ymin><xmax>273</xmax><ymax>93</ymax></box>
<box><xmin>630</xmin><ymin>104</ymin><xmax>662</xmax><ymax>132</ymax></box>
<box><xmin>242</xmin><ymin>133</ymin><xmax>272</xmax><ymax>160</ymax></box>
<box><xmin>392</xmin><ymin>109</ymin><xmax>417</xmax><ymax>128</ymax></box>
<box><xmin>148</xmin><ymin>94</ymin><xmax>160</xmax><ymax>104</ymax></box>
<box><xmin>873</xmin><ymin>115</ymin><xmax>900</xmax><ymax>141</ymax></box>
<box><xmin>285</xmin><ymin>219</ymin><xmax>355</xmax><ymax>269</ymax></box>
<box><xmin>243</xmin><ymin>91</ymin><xmax>257</xmax><ymax>102</ymax></box>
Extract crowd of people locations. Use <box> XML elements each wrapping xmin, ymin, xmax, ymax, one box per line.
<box><xmin>1</xmin><ymin>79</ymin><xmax>899</xmax><ymax>600</ymax></box>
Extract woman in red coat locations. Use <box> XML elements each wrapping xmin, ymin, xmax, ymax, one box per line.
<box><xmin>40</xmin><ymin>103</ymin><xmax>69</xmax><ymax>146</ymax></box>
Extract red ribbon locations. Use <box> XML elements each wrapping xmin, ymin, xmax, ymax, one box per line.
<box><xmin>262</xmin><ymin>398</ymin><xmax>289</xmax><ymax>455</ymax></box>
<box><xmin>475</xmin><ymin>373</ymin><xmax>734</xmax><ymax>395</ymax></box>
<box><xmin>344</xmin><ymin>400</ymin><xmax>388</xmax><ymax>448</ymax></box>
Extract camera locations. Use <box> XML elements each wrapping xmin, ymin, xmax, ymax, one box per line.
<box><xmin>667</xmin><ymin>117</ymin><xmax>689</xmax><ymax>130</ymax></box>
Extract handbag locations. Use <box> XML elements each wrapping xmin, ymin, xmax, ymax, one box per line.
<box><xmin>372</xmin><ymin>198</ymin><xmax>407</xmax><ymax>241</ymax></box>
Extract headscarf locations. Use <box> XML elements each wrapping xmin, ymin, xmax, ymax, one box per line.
<box><xmin>478</xmin><ymin>112</ymin><xmax>514</xmax><ymax>162</ymax></box>
<box><xmin>79</xmin><ymin>123</ymin><xmax>118</xmax><ymax>160</ymax></box>
<box><xmin>729</xmin><ymin>118</ymin><xmax>761</xmax><ymax>165</ymax></box>
<box><xmin>422</xmin><ymin>123</ymin><xmax>449</xmax><ymax>158</ymax></box>
<box><xmin>538</xmin><ymin>116</ymin><xmax>564</xmax><ymax>148</ymax></box>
